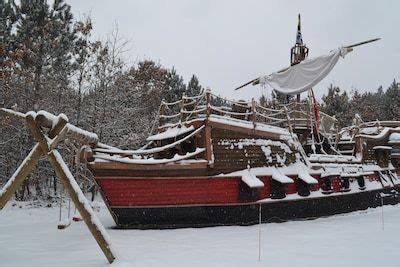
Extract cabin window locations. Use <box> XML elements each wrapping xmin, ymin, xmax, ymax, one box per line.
<box><xmin>270</xmin><ymin>179</ymin><xmax>286</xmax><ymax>199</ymax></box>
<box><xmin>180</xmin><ymin>137</ymin><xmax>196</xmax><ymax>153</ymax></box>
<box><xmin>321</xmin><ymin>177</ymin><xmax>333</xmax><ymax>194</ymax></box>
<box><xmin>297</xmin><ymin>178</ymin><xmax>311</xmax><ymax>197</ymax></box>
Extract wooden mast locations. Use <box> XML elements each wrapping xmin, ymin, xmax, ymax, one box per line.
<box><xmin>290</xmin><ymin>14</ymin><xmax>309</xmax><ymax>102</ymax></box>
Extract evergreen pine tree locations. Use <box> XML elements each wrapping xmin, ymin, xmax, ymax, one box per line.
<box><xmin>321</xmin><ymin>84</ymin><xmax>352</xmax><ymax>127</ymax></box>
<box><xmin>186</xmin><ymin>74</ymin><xmax>202</xmax><ymax>96</ymax></box>
<box><xmin>163</xmin><ymin>67</ymin><xmax>186</xmax><ymax>103</ymax></box>
<box><xmin>381</xmin><ymin>80</ymin><xmax>400</xmax><ymax>120</ymax></box>
<box><xmin>14</xmin><ymin>0</ymin><xmax>77</xmax><ymax>110</ymax></box>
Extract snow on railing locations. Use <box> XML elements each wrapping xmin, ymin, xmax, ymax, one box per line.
<box><xmin>94</xmin><ymin>125</ymin><xmax>205</xmax><ymax>156</ymax></box>
<box><xmin>157</xmin><ymin>90</ymin><xmax>337</xmax><ymax>135</ymax></box>
<box><xmin>95</xmin><ymin>147</ymin><xmax>206</xmax><ymax>164</ymax></box>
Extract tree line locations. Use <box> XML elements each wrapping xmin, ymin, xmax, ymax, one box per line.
<box><xmin>0</xmin><ymin>0</ymin><xmax>202</xmax><ymax>200</ymax></box>
<box><xmin>321</xmin><ymin>81</ymin><xmax>400</xmax><ymax>127</ymax></box>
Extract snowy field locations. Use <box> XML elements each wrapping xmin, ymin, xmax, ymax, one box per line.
<box><xmin>1</xmin><ymin>200</ymin><xmax>400</xmax><ymax>267</ymax></box>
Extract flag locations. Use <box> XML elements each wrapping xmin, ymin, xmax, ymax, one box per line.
<box><xmin>296</xmin><ymin>14</ymin><xmax>303</xmax><ymax>45</ymax></box>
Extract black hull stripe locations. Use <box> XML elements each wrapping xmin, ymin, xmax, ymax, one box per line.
<box><xmin>108</xmin><ymin>187</ymin><xmax>400</xmax><ymax>229</ymax></box>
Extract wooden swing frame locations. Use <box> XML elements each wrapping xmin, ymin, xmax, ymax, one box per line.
<box><xmin>0</xmin><ymin>108</ymin><xmax>115</xmax><ymax>264</ymax></box>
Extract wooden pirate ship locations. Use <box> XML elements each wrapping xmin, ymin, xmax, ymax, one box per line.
<box><xmin>81</xmin><ymin>16</ymin><xmax>400</xmax><ymax>229</ymax></box>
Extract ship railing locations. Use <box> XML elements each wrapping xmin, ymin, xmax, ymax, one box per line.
<box><xmin>157</xmin><ymin>90</ymin><xmax>338</xmax><ymax>135</ymax></box>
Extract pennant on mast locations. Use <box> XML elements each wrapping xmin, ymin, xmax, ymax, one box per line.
<box><xmin>296</xmin><ymin>14</ymin><xmax>303</xmax><ymax>45</ymax></box>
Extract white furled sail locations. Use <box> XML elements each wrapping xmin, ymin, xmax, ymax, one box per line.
<box><xmin>259</xmin><ymin>47</ymin><xmax>350</xmax><ymax>95</ymax></box>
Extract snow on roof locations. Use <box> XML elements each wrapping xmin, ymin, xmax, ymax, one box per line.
<box><xmin>147</xmin><ymin>125</ymin><xmax>195</xmax><ymax>141</ymax></box>
<box><xmin>209</xmin><ymin>114</ymin><xmax>290</xmax><ymax>137</ymax></box>
<box><xmin>298</xmin><ymin>168</ymin><xmax>318</xmax><ymax>184</ymax></box>
<box><xmin>241</xmin><ymin>170</ymin><xmax>264</xmax><ymax>188</ymax></box>
<box><xmin>271</xmin><ymin>168</ymin><xmax>294</xmax><ymax>183</ymax></box>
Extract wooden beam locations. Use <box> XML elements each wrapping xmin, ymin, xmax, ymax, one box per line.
<box><xmin>25</xmin><ymin>114</ymin><xmax>115</xmax><ymax>264</ymax></box>
<box><xmin>205</xmin><ymin>125</ymin><xmax>212</xmax><ymax>163</ymax></box>
<box><xmin>89</xmin><ymin>160</ymin><xmax>209</xmax><ymax>171</ymax></box>
<box><xmin>346</xmin><ymin>38</ymin><xmax>381</xmax><ymax>48</ymax></box>
<box><xmin>0</xmin><ymin>108</ymin><xmax>26</xmax><ymax>121</ymax></box>
<box><xmin>208</xmin><ymin>120</ymin><xmax>282</xmax><ymax>140</ymax></box>
<box><xmin>1</xmin><ymin>114</ymin><xmax>71</xmax><ymax>209</ymax></box>
<box><xmin>0</xmin><ymin>143</ymin><xmax>43</xmax><ymax>209</ymax></box>
<box><xmin>49</xmin><ymin>150</ymin><xmax>115</xmax><ymax>264</ymax></box>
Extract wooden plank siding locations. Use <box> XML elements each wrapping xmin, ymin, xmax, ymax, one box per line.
<box><xmin>211</xmin><ymin>128</ymin><xmax>296</xmax><ymax>174</ymax></box>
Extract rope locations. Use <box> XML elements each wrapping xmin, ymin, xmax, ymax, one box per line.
<box><xmin>183</xmin><ymin>95</ymin><xmax>207</xmax><ymax>122</ymax></box>
<box><xmin>183</xmin><ymin>99</ymin><xmax>197</xmax><ymax>106</ymax></box>
<box><xmin>210</xmin><ymin>106</ymin><xmax>252</xmax><ymax>116</ymax></box>
<box><xmin>95</xmin><ymin>125</ymin><xmax>205</xmax><ymax>156</ymax></box>
<box><xmin>160</xmin><ymin>113</ymin><xmax>181</xmax><ymax>119</ymax></box>
<box><xmin>210</xmin><ymin>93</ymin><xmax>251</xmax><ymax>106</ymax></box>
<box><xmin>161</xmin><ymin>99</ymin><xmax>182</xmax><ymax>106</ymax></box>
<box><xmin>256</xmin><ymin>105</ymin><xmax>284</xmax><ymax>113</ymax></box>
<box><xmin>255</xmin><ymin>112</ymin><xmax>286</xmax><ymax>122</ymax></box>
<box><xmin>180</xmin><ymin>107</ymin><xmax>207</xmax><ymax>114</ymax></box>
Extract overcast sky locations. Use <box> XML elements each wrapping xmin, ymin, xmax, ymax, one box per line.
<box><xmin>68</xmin><ymin>0</ymin><xmax>400</xmax><ymax>101</ymax></box>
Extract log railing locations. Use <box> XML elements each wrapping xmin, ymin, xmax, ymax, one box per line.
<box><xmin>157</xmin><ymin>90</ymin><xmax>338</xmax><ymax>136</ymax></box>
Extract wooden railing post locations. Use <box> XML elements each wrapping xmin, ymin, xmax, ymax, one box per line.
<box><xmin>252</xmin><ymin>98</ymin><xmax>256</xmax><ymax>129</ymax></box>
<box><xmin>206</xmin><ymin>88</ymin><xmax>211</xmax><ymax>120</ymax></box>
<box><xmin>284</xmin><ymin>106</ymin><xmax>293</xmax><ymax>135</ymax></box>
<box><xmin>180</xmin><ymin>93</ymin><xmax>185</xmax><ymax>123</ymax></box>
<box><xmin>354</xmin><ymin>115</ymin><xmax>363</xmax><ymax>159</ymax></box>
<box><xmin>204</xmin><ymin>88</ymin><xmax>212</xmax><ymax>165</ymax></box>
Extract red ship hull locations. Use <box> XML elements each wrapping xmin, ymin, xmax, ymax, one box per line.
<box><xmin>93</xmin><ymin>171</ymin><xmax>400</xmax><ymax>229</ymax></box>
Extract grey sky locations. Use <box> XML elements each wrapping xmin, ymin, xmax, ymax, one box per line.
<box><xmin>68</xmin><ymin>0</ymin><xmax>400</xmax><ymax>101</ymax></box>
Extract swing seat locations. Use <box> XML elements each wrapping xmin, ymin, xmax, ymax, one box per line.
<box><xmin>57</xmin><ymin>219</ymin><xmax>72</xmax><ymax>230</ymax></box>
<box><xmin>72</xmin><ymin>216</ymin><xmax>83</xmax><ymax>222</ymax></box>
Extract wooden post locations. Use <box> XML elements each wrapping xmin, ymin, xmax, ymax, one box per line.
<box><xmin>180</xmin><ymin>93</ymin><xmax>185</xmax><ymax>123</ymax></box>
<box><xmin>0</xmin><ymin>114</ymin><xmax>67</xmax><ymax>209</ymax></box>
<box><xmin>0</xmin><ymin>144</ymin><xmax>43</xmax><ymax>209</ymax></box>
<box><xmin>204</xmin><ymin>89</ymin><xmax>212</xmax><ymax>164</ymax></box>
<box><xmin>252</xmin><ymin>98</ymin><xmax>256</xmax><ymax>130</ymax></box>
<box><xmin>205</xmin><ymin>125</ymin><xmax>212</xmax><ymax>164</ymax></box>
<box><xmin>25</xmin><ymin>114</ymin><xmax>115</xmax><ymax>264</ymax></box>
<box><xmin>284</xmin><ymin>106</ymin><xmax>293</xmax><ymax>135</ymax></box>
<box><xmin>0</xmin><ymin>109</ymin><xmax>115</xmax><ymax>264</ymax></box>
<box><xmin>206</xmin><ymin>89</ymin><xmax>211</xmax><ymax>120</ymax></box>
<box><xmin>354</xmin><ymin>115</ymin><xmax>363</xmax><ymax>159</ymax></box>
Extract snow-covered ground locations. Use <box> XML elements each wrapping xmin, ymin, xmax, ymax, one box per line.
<box><xmin>1</xmin><ymin>200</ymin><xmax>400</xmax><ymax>267</ymax></box>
